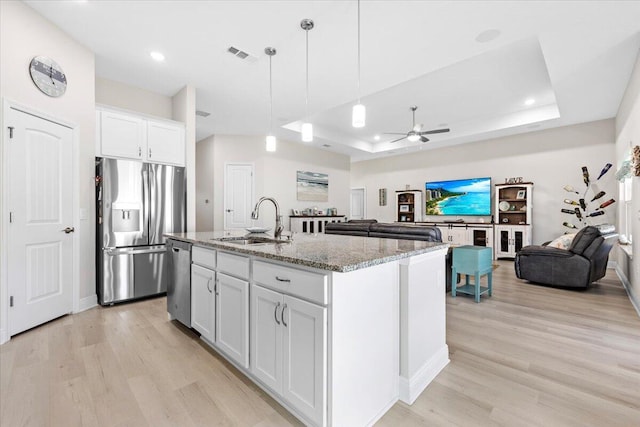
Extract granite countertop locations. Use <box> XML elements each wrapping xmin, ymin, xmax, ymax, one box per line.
<box><xmin>165</xmin><ymin>231</ymin><xmax>449</xmax><ymax>273</ymax></box>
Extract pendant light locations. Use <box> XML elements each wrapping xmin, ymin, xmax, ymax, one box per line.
<box><xmin>265</xmin><ymin>47</ymin><xmax>277</xmax><ymax>152</ymax></box>
<box><xmin>352</xmin><ymin>0</ymin><xmax>366</xmax><ymax>128</ymax></box>
<box><xmin>301</xmin><ymin>19</ymin><xmax>314</xmax><ymax>142</ymax></box>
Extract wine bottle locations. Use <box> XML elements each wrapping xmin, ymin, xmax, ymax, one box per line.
<box><xmin>574</xmin><ymin>207</ymin><xmax>582</xmax><ymax>220</ymax></box>
<box><xmin>596</xmin><ymin>199</ymin><xmax>615</xmax><ymax>209</ymax></box>
<box><xmin>582</xmin><ymin>166</ymin><xmax>590</xmax><ymax>186</ymax></box>
<box><xmin>561</xmin><ymin>208</ymin><xmax>576</xmax><ymax>215</ymax></box>
<box><xmin>563</xmin><ymin>185</ymin><xmax>579</xmax><ymax>194</ymax></box>
<box><xmin>563</xmin><ymin>199</ymin><xmax>579</xmax><ymax>205</ymax></box>
<box><xmin>579</xmin><ymin>198</ymin><xmax>587</xmax><ymax>210</ymax></box>
<box><xmin>563</xmin><ymin>222</ymin><xmax>578</xmax><ymax>229</ymax></box>
<box><xmin>597</xmin><ymin>163</ymin><xmax>612</xmax><ymax>180</ymax></box>
<box><xmin>590</xmin><ymin>191</ymin><xmax>605</xmax><ymax>202</ymax></box>
<box><xmin>587</xmin><ymin>211</ymin><xmax>605</xmax><ymax>217</ymax></box>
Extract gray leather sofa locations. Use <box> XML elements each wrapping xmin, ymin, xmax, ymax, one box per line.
<box><xmin>514</xmin><ymin>225</ymin><xmax>618</xmax><ymax>289</ymax></box>
<box><xmin>325</xmin><ymin>221</ymin><xmax>453</xmax><ymax>288</ymax></box>
<box><xmin>325</xmin><ymin>220</ymin><xmax>442</xmax><ymax>242</ymax></box>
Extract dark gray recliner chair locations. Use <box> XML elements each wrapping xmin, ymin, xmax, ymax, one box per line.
<box><xmin>514</xmin><ymin>225</ymin><xmax>618</xmax><ymax>289</ymax></box>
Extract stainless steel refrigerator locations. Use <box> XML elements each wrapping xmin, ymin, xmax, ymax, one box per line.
<box><xmin>96</xmin><ymin>157</ymin><xmax>186</xmax><ymax>305</ymax></box>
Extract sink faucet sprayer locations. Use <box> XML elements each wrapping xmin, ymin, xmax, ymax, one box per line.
<box><xmin>251</xmin><ymin>197</ymin><xmax>283</xmax><ymax>239</ymax></box>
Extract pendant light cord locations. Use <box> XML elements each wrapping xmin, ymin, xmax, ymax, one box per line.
<box><xmin>357</xmin><ymin>0</ymin><xmax>361</xmax><ymax>103</ymax></box>
<box><xmin>269</xmin><ymin>54</ymin><xmax>273</xmax><ymax>133</ymax></box>
<box><xmin>305</xmin><ymin>27</ymin><xmax>309</xmax><ymax>118</ymax></box>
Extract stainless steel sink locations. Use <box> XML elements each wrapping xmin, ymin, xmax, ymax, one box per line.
<box><xmin>213</xmin><ymin>236</ymin><xmax>291</xmax><ymax>245</ymax></box>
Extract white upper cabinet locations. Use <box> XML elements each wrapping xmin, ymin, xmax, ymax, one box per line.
<box><xmin>96</xmin><ymin>106</ymin><xmax>185</xmax><ymax>166</ymax></box>
<box><xmin>146</xmin><ymin>119</ymin><xmax>185</xmax><ymax>166</ymax></box>
<box><xmin>99</xmin><ymin>110</ymin><xmax>145</xmax><ymax>160</ymax></box>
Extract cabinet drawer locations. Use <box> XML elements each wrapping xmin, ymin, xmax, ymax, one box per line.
<box><xmin>192</xmin><ymin>246</ymin><xmax>216</xmax><ymax>270</ymax></box>
<box><xmin>217</xmin><ymin>251</ymin><xmax>250</xmax><ymax>280</ymax></box>
<box><xmin>253</xmin><ymin>260</ymin><xmax>327</xmax><ymax>305</ymax></box>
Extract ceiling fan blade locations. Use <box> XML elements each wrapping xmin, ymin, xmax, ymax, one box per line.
<box><xmin>383</xmin><ymin>132</ymin><xmax>409</xmax><ymax>135</ymax></box>
<box><xmin>388</xmin><ymin>136</ymin><xmax>407</xmax><ymax>144</ymax></box>
<box><xmin>420</xmin><ymin>136</ymin><xmax>429</xmax><ymax>143</ymax></box>
<box><xmin>418</xmin><ymin>128</ymin><xmax>450</xmax><ymax>135</ymax></box>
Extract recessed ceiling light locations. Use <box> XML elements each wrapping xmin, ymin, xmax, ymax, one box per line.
<box><xmin>374</xmin><ymin>135</ymin><xmax>380</xmax><ymax>141</ymax></box>
<box><xmin>475</xmin><ymin>29</ymin><xmax>501</xmax><ymax>43</ymax></box>
<box><xmin>150</xmin><ymin>51</ymin><xmax>165</xmax><ymax>62</ymax></box>
<box><xmin>524</xmin><ymin>98</ymin><xmax>535</xmax><ymax>106</ymax></box>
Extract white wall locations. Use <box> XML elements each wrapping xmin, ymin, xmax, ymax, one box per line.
<box><xmin>96</xmin><ymin>77</ymin><xmax>172</xmax><ymax>119</ymax></box>
<box><xmin>196</xmin><ymin>135</ymin><xmax>351</xmax><ymax>232</ymax></box>
<box><xmin>0</xmin><ymin>0</ymin><xmax>96</xmax><ymax>339</ymax></box>
<box><xmin>196</xmin><ymin>136</ymin><xmax>216</xmax><ymax>231</ymax></box>
<box><xmin>172</xmin><ymin>85</ymin><xmax>197</xmax><ymax>232</ymax></box>
<box><xmin>352</xmin><ymin>120</ymin><xmax>617</xmax><ymax>246</ymax></box>
<box><xmin>615</xmin><ymin>48</ymin><xmax>640</xmax><ymax>312</ymax></box>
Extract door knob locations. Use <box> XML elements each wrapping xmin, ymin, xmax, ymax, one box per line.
<box><xmin>226</xmin><ymin>209</ymin><xmax>234</xmax><ymax>213</ymax></box>
<box><xmin>61</xmin><ymin>227</ymin><xmax>75</xmax><ymax>234</ymax></box>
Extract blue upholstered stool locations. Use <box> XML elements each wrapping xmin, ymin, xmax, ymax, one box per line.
<box><xmin>451</xmin><ymin>245</ymin><xmax>493</xmax><ymax>303</ymax></box>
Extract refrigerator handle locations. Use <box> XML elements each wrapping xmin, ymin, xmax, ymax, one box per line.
<box><xmin>142</xmin><ymin>167</ymin><xmax>149</xmax><ymax>241</ymax></box>
<box><xmin>148</xmin><ymin>165</ymin><xmax>157</xmax><ymax>244</ymax></box>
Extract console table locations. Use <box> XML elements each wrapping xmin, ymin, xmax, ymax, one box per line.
<box><xmin>290</xmin><ymin>215</ymin><xmax>346</xmax><ymax>233</ymax></box>
<box><xmin>418</xmin><ymin>222</ymin><xmax>495</xmax><ymax>259</ymax></box>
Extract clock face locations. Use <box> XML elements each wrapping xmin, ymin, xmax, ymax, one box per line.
<box><xmin>29</xmin><ymin>56</ymin><xmax>67</xmax><ymax>97</ymax></box>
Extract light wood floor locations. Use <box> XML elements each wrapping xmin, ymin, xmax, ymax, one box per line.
<box><xmin>1</xmin><ymin>262</ymin><xmax>639</xmax><ymax>427</ymax></box>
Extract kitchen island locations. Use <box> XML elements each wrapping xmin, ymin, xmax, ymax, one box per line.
<box><xmin>165</xmin><ymin>231</ymin><xmax>449</xmax><ymax>427</ymax></box>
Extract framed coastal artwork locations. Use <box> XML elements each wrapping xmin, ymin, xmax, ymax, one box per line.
<box><xmin>297</xmin><ymin>170</ymin><xmax>328</xmax><ymax>202</ymax></box>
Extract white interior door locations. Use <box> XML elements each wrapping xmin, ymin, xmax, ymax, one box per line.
<box><xmin>6</xmin><ymin>107</ymin><xmax>74</xmax><ymax>336</ymax></box>
<box><xmin>224</xmin><ymin>163</ymin><xmax>254</xmax><ymax>229</ymax></box>
<box><xmin>350</xmin><ymin>188</ymin><xmax>366</xmax><ymax>220</ymax></box>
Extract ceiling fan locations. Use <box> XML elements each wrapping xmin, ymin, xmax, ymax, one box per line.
<box><xmin>384</xmin><ymin>106</ymin><xmax>450</xmax><ymax>143</ymax></box>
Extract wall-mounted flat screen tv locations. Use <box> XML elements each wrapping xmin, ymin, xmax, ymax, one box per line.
<box><xmin>425</xmin><ymin>177</ymin><xmax>491</xmax><ymax>216</ymax></box>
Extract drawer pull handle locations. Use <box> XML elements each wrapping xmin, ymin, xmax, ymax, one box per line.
<box><xmin>206</xmin><ymin>277</ymin><xmax>212</xmax><ymax>293</ymax></box>
<box><xmin>275</xmin><ymin>276</ymin><xmax>291</xmax><ymax>283</ymax></box>
<box><xmin>282</xmin><ymin>303</ymin><xmax>288</xmax><ymax>327</ymax></box>
<box><xmin>274</xmin><ymin>301</ymin><xmax>281</xmax><ymax>325</ymax></box>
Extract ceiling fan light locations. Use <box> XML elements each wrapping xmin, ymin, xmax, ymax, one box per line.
<box><xmin>352</xmin><ymin>103</ymin><xmax>366</xmax><ymax>128</ymax></box>
<box><xmin>301</xmin><ymin>122</ymin><xmax>313</xmax><ymax>142</ymax></box>
<box><xmin>407</xmin><ymin>134</ymin><xmax>420</xmax><ymax>142</ymax></box>
<box><xmin>265</xmin><ymin>135</ymin><xmax>277</xmax><ymax>152</ymax></box>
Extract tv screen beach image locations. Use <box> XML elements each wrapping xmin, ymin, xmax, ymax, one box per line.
<box><xmin>425</xmin><ymin>177</ymin><xmax>491</xmax><ymax>216</ymax></box>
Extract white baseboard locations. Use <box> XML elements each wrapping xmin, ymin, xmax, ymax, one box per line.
<box><xmin>399</xmin><ymin>345</ymin><xmax>450</xmax><ymax>405</ymax></box>
<box><xmin>0</xmin><ymin>328</ymin><xmax>8</xmax><ymax>345</ymax></box>
<box><xmin>76</xmin><ymin>294</ymin><xmax>97</xmax><ymax>313</ymax></box>
<box><xmin>615</xmin><ymin>265</ymin><xmax>640</xmax><ymax>317</ymax></box>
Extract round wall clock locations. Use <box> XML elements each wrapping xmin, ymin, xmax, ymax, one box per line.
<box><xmin>29</xmin><ymin>56</ymin><xmax>67</xmax><ymax>97</ymax></box>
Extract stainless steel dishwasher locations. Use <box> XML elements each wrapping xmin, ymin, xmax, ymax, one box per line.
<box><xmin>166</xmin><ymin>239</ymin><xmax>191</xmax><ymax>326</ymax></box>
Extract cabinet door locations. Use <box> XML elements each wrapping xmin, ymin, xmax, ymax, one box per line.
<box><xmin>449</xmin><ymin>227</ymin><xmax>469</xmax><ymax>245</ymax></box>
<box><xmin>99</xmin><ymin>110</ymin><xmax>145</xmax><ymax>160</ymax></box>
<box><xmin>513</xmin><ymin>229</ymin><xmax>525</xmax><ymax>253</ymax></box>
<box><xmin>191</xmin><ymin>264</ymin><xmax>215</xmax><ymax>342</ymax></box>
<box><xmin>146</xmin><ymin>120</ymin><xmax>185</xmax><ymax>166</ymax></box>
<box><xmin>251</xmin><ymin>285</ymin><xmax>283</xmax><ymax>393</ymax></box>
<box><xmin>496</xmin><ymin>227</ymin><xmax>511</xmax><ymax>258</ymax></box>
<box><xmin>216</xmin><ymin>273</ymin><xmax>249</xmax><ymax>368</ymax></box>
<box><xmin>282</xmin><ymin>295</ymin><xmax>326</xmax><ymax>427</ymax></box>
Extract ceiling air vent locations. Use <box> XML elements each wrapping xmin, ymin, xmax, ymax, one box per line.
<box><xmin>227</xmin><ymin>46</ymin><xmax>256</xmax><ymax>62</ymax></box>
<box><xmin>196</xmin><ymin>110</ymin><xmax>211</xmax><ymax>117</ymax></box>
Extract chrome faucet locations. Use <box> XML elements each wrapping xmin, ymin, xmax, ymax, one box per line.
<box><xmin>251</xmin><ymin>197</ymin><xmax>283</xmax><ymax>239</ymax></box>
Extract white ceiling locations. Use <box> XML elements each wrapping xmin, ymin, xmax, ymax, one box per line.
<box><xmin>25</xmin><ymin>0</ymin><xmax>640</xmax><ymax>161</ymax></box>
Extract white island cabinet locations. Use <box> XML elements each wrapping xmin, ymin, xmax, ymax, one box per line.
<box><xmin>168</xmin><ymin>231</ymin><xmax>449</xmax><ymax>427</ymax></box>
<box><xmin>190</xmin><ymin>246</ymin><xmax>216</xmax><ymax>342</ymax></box>
<box><xmin>252</xmin><ymin>260</ymin><xmax>327</xmax><ymax>426</ymax></box>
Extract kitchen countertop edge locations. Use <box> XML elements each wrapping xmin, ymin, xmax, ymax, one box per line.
<box><xmin>165</xmin><ymin>232</ymin><xmax>449</xmax><ymax>273</ymax></box>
